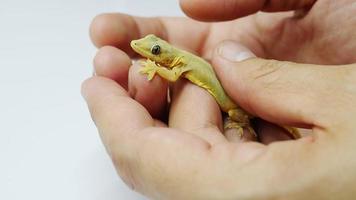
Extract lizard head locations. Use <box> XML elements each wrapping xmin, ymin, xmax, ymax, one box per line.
<box><xmin>130</xmin><ymin>34</ymin><xmax>176</xmax><ymax>67</ymax></box>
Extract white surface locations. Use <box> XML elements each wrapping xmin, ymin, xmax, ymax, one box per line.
<box><xmin>0</xmin><ymin>1</ymin><xmax>183</xmax><ymax>199</ymax></box>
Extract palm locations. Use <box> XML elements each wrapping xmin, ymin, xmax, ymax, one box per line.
<box><xmin>259</xmin><ymin>0</ymin><xmax>356</xmax><ymax>64</ymax></box>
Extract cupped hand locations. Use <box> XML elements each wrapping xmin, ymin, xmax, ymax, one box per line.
<box><xmin>83</xmin><ymin>0</ymin><xmax>356</xmax><ymax>199</ymax></box>
<box><xmin>82</xmin><ymin>43</ymin><xmax>356</xmax><ymax>199</ymax></box>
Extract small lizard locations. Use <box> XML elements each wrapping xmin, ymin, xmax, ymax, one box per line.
<box><xmin>130</xmin><ymin>34</ymin><xmax>300</xmax><ymax>139</ymax></box>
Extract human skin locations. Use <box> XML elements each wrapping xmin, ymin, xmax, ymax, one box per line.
<box><xmin>82</xmin><ymin>0</ymin><xmax>356</xmax><ymax>199</ymax></box>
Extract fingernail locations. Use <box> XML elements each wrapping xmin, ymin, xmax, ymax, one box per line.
<box><xmin>218</xmin><ymin>41</ymin><xmax>256</xmax><ymax>62</ymax></box>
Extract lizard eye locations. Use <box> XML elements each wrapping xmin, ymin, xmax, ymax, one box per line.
<box><xmin>151</xmin><ymin>45</ymin><xmax>161</xmax><ymax>55</ymax></box>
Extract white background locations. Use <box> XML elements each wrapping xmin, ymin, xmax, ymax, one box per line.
<box><xmin>0</xmin><ymin>1</ymin><xmax>183</xmax><ymax>199</ymax></box>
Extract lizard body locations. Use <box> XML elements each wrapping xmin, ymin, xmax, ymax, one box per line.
<box><xmin>130</xmin><ymin>34</ymin><xmax>300</xmax><ymax>138</ymax></box>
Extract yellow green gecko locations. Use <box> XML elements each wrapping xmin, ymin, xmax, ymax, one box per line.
<box><xmin>130</xmin><ymin>34</ymin><xmax>300</xmax><ymax>139</ymax></box>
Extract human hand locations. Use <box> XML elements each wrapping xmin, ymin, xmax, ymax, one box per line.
<box><xmin>82</xmin><ymin>42</ymin><xmax>356</xmax><ymax>199</ymax></box>
<box><xmin>88</xmin><ymin>0</ymin><xmax>356</xmax><ymax>139</ymax></box>
<box><xmin>83</xmin><ymin>0</ymin><xmax>356</xmax><ymax>199</ymax></box>
<box><xmin>91</xmin><ymin>0</ymin><xmax>356</xmax><ymax>65</ymax></box>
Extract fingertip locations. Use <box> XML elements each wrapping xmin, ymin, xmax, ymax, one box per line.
<box><xmin>179</xmin><ymin>0</ymin><xmax>210</xmax><ymax>21</ymax></box>
<box><xmin>179</xmin><ymin>0</ymin><xmax>229</xmax><ymax>21</ymax></box>
<box><xmin>128</xmin><ymin>62</ymin><xmax>168</xmax><ymax>118</ymax></box>
<box><xmin>90</xmin><ymin>13</ymin><xmax>137</xmax><ymax>52</ymax></box>
<box><xmin>179</xmin><ymin>0</ymin><xmax>262</xmax><ymax>21</ymax></box>
<box><xmin>81</xmin><ymin>76</ymin><xmax>95</xmax><ymax>101</ymax></box>
<box><xmin>81</xmin><ymin>77</ymin><xmax>120</xmax><ymax>116</ymax></box>
<box><xmin>213</xmin><ymin>41</ymin><xmax>252</xmax><ymax>77</ymax></box>
<box><xmin>90</xmin><ymin>13</ymin><xmax>116</xmax><ymax>47</ymax></box>
<box><xmin>215</xmin><ymin>41</ymin><xmax>256</xmax><ymax>62</ymax></box>
<box><xmin>94</xmin><ymin>46</ymin><xmax>131</xmax><ymax>89</ymax></box>
<box><xmin>81</xmin><ymin>76</ymin><xmax>126</xmax><ymax>102</ymax></box>
<box><xmin>129</xmin><ymin>61</ymin><xmax>167</xmax><ymax>98</ymax></box>
<box><xmin>212</xmin><ymin>41</ymin><xmax>257</xmax><ymax>103</ymax></box>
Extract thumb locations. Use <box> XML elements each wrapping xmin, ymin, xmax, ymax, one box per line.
<box><xmin>212</xmin><ymin>41</ymin><xmax>330</xmax><ymax>128</ymax></box>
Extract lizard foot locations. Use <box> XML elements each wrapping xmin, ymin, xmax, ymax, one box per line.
<box><xmin>281</xmin><ymin>126</ymin><xmax>302</xmax><ymax>139</ymax></box>
<box><xmin>224</xmin><ymin>117</ymin><xmax>257</xmax><ymax>139</ymax></box>
<box><xmin>139</xmin><ymin>59</ymin><xmax>158</xmax><ymax>81</ymax></box>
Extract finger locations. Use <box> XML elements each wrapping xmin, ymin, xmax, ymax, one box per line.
<box><xmin>93</xmin><ymin>46</ymin><xmax>168</xmax><ymax>118</ymax></box>
<box><xmin>90</xmin><ymin>13</ymin><xmax>209</xmax><ymax>55</ymax></box>
<box><xmin>212</xmin><ymin>41</ymin><xmax>336</xmax><ymax>129</ymax></box>
<box><xmin>82</xmin><ymin>76</ymin><xmax>212</xmax><ymax>196</ymax></box>
<box><xmin>128</xmin><ymin>62</ymin><xmax>169</xmax><ymax>119</ymax></box>
<box><xmin>81</xmin><ymin>76</ymin><xmax>154</xmax><ymax>154</ymax></box>
<box><xmin>254</xmin><ymin>119</ymin><xmax>295</xmax><ymax>145</ymax></box>
<box><xmin>169</xmin><ymin>80</ymin><xmax>227</xmax><ymax>144</ymax></box>
<box><xmin>93</xmin><ymin>46</ymin><xmax>130</xmax><ymax>90</ymax></box>
<box><xmin>180</xmin><ymin>0</ymin><xmax>316</xmax><ymax>21</ymax></box>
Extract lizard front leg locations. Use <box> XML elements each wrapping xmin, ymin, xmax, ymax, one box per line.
<box><xmin>139</xmin><ymin>59</ymin><xmax>160</xmax><ymax>80</ymax></box>
<box><xmin>140</xmin><ymin>59</ymin><xmax>190</xmax><ymax>82</ymax></box>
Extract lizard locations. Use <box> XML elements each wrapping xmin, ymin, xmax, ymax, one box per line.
<box><xmin>130</xmin><ymin>34</ymin><xmax>301</xmax><ymax>139</ymax></box>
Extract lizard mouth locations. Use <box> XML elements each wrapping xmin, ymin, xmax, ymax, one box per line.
<box><xmin>130</xmin><ymin>40</ymin><xmax>150</xmax><ymax>58</ymax></box>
